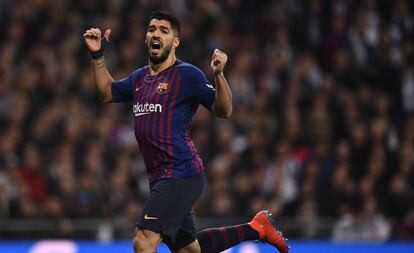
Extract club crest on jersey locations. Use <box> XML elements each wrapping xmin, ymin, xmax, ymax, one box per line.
<box><xmin>156</xmin><ymin>82</ymin><xmax>168</xmax><ymax>94</ymax></box>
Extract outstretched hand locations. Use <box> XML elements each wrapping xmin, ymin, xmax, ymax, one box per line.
<box><xmin>83</xmin><ymin>28</ymin><xmax>111</xmax><ymax>53</ymax></box>
<box><xmin>211</xmin><ymin>49</ymin><xmax>228</xmax><ymax>75</ymax></box>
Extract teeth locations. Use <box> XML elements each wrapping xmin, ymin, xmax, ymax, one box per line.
<box><xmin>151</xmin><ymin>40</ymin><xmax>161</xmax><ymax>50</ymax></box>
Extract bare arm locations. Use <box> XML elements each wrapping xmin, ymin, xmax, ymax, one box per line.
<box><xmin>211</xmin><ymin>49</ymin><xmax>232</xmax><ymax>118</ymax></box>
<box><xmin>92</xmin><ymin>57</ymin><xmax>114</xmax><ymax>103</ymax></box>
<box><xmin>83</xmin><ymin>28</ymin><xmax>114</xmax><ymax>103</ymax></box>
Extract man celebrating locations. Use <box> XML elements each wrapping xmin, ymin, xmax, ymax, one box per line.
<box><xmin>83</xmin><ymin>10</ymin><xmax>288</xmax><ymax>253</ymax></box>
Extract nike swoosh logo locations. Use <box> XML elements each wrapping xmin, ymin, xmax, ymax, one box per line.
<box><xmin>134</xmin><ymin>112</ymin><xmax>150</xmax><ymax>117</ymax></box>
<box><xmin>144</xmin><ymin>214</ymin><xmax>158</xmax><ymax>220</ymax></box>
<box><xmin>135</xmin><ymin>86</ymin><xmax>143</xmax><ymax>92</ymax></box>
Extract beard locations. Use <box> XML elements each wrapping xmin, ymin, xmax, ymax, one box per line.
<box><xmin>147</xmin><ymin>43</ymin><xmax>172</xmax><ymax>65</ymax></box>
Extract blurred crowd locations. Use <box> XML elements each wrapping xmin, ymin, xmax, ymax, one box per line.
<box><xmin>1</xmin><ymin>0</ymin><xmax>414</xmax><ymax>240</ymax></box>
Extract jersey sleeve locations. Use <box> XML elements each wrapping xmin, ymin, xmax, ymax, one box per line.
<box><xmin>186</xmin><ymin>66</ymin><xmax>216</xmax><ymax>111</ymax></box>
<box><xmin>111</xmin><ymin>68</ymin><xmax>142</xmax><ymax>102</ymax></box>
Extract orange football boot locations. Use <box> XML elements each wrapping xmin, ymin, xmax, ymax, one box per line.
<box><xmin>249</xmin><ymin>210</ymin><xmax>290</xmax><ymax>253</ymax></box>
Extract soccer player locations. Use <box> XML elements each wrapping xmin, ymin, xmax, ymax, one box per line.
<box><xmin>83</xmin><ymin>11</ymin><xmax>289</xmax><ymax>253</ymax></box>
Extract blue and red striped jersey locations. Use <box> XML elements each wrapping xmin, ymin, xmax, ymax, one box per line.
<box><xmin>111</xmin><ymin>60</ymin><xmax>215</xmax><ymax>185</ymax></box>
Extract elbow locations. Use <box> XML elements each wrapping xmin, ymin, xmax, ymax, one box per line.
<box><xmin>213</xmin><ymin>100</ymin><xmax>233</xmax><ymax>118</ymax></box>
<box><xmin>222</xmin><ymin>108</ymin><xmax>233</xmax><ymax>118</ymax></box>
<box><xmin>100</xmin><ymin>94</ymin><xmax>113</xmax><ymax>103</ymax></box>
<box><xmin>102</xmin><ymin>98</ymin><xmax>112</xmax><ymax>103</ymax></box>
<box><xmin>99</xmin><ymin>89</ymin><xmax>113</xmax><ymax>103</ymax></box>
<box><xmin>216</xmin><ymin>107</ymin><xmax>233</xmax><ymax>118</ymax></box>
<box><xmin>220</xmin><ymin>112</ymin><xmax>232</xmax><ymax>118</ymax></box>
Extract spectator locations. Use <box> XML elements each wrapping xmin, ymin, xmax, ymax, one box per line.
<box><xmin>332</xmin><ymin>195</ymin><xmax>391</xmax><ymax>241</ymax></box>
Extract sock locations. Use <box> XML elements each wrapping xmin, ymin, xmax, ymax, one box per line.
<box><xmin>197</xmin><ymin>224</ymin><xmax>259</xmax><ymax>253</ymax></box>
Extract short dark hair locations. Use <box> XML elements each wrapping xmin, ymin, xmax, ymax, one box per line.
<box><xmin>148</xmin><ymin>11</ymin><xmax>180</xmax><ymax>37</ymax></box>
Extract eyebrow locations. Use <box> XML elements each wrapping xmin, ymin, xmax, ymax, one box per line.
<box><xmin>148</xmin><ymin>24</ymin><xmax>171</xmax><ymax>31</ymax></box>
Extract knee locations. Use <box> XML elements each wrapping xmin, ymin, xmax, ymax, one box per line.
<box><xmin>174</xmin><ymin>240</ymin><xmax>201</xmax><ymax>253</ymax></box>
<box><xmin>132</xmin><ymin>233</ymin><xmax>145</xmax><ymax>253</ymax></box>
<box><xmin>133</xmin><ymin>230</ymin><xmax>159</xmax><ymax>253</ymax></box>
<box><xmin>187</xmin><ymin>240</ymin><xmax>201</xmax><ymax>253</ymax></box>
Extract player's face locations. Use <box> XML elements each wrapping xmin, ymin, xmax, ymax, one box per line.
<box><xmin>145</xmin><ymin>19</ymin><xmax>179</xmax><ymax>64</ymax></box>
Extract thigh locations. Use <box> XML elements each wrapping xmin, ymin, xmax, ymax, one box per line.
<box><xmin>133</xmin><ymin>228</ymin><xmax>162</xmax><ymax>250</ymax></box>
<box><xmin>173</xmin><ymin>240</ymin><xmax>201</xmax><ymax>253</ymax></box>
<box><xmin>136</xmin><ymin>174</ymin><xmax>204</xmax><ymax>244</ymax></box>
<box><xmin>164</xmin><ymin>211</ymin><xmax>198</xmax><ymax>252</ymax></box>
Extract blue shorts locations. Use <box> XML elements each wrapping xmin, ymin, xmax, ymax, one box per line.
<box><xmin>136</xmin><ymin>173</ymin><xmax>205</xmax><ymax>251</ymax></box>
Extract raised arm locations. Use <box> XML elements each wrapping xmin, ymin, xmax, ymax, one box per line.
<box><xmin>83</xmin><ymin>28</ymin><xmax>114</xmax><ymax>103</ymax></box>
<box><xmin>211</xmin><ymin>49</ymin><xmax>232</xmax><ymax>118</ymax></box>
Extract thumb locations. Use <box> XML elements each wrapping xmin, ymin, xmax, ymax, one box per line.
<box><xmin>104</xmin><ymin>29</ymin><xmax>111</xmax><ymax>41</ymax></box>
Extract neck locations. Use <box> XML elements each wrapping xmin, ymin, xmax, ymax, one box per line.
<box><xmin>149</xmin><ymin>54</ymin><xmax>176</xmax><ymax>75</ymax></box>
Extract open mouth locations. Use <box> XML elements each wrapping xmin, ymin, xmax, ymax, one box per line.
<box><xmin>150</xmin><ymin>40</ymin><xmax>162</xmax><ymax>53</ymax></box>
<box><xmin>151</xmin><ymin>41</ymin><xmax>161</xmax><ymax>49</ymax></box>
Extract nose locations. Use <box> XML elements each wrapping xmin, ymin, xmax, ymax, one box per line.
<box><xmin>153</xmin><ymin>28</ymin><xmax>162</xmax><ymax>38</ymax></box>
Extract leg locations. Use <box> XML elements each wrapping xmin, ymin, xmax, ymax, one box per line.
<box><xmin>172</xmin><ymin>213</ymin><xmax>280</xmax><ymax>253</ymax></box>
<box><xmin>164</xmin><ymin>212</ymin><xmax>199</xmax><ymax>252</ymax></box>
<box><xmin>173</xmin><ymin>240</ymin><xmax>201</xmax><ymax>253</ymax></box>
<box><xmin>132</xmin><ymin>228</ymin><xmax>162</xmax><ymax>253</ymax></box>
<box><xmin>196</xmin><ymin>210</ymin><xmax>290</xmax><ymax>253</ymax></box>
<box><xmin>196</xmin><ymin>223</ymin><xmax>259</xmax><ymax>253</ymax></box>
<box><xmin>137</xmin><ymin>174</ymin><xmax>205</xmax><ymax>253</ymax></box>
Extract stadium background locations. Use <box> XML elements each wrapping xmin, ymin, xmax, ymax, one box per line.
<box><xmin>1</xmin><ymin>0</ymin><xmax>414</xmax><ymax>252</ymax></box>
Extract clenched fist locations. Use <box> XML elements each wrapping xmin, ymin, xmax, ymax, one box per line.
<box><xmin>211</xmin><ymin>49</ymin><xmax>228</xmax><ymax>76</ymax></box>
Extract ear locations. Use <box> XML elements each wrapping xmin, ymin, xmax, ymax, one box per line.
<box><xmin>173</xmin><ymin>37</ymin><xmax>180</xmax><ymax>49</ymax></box>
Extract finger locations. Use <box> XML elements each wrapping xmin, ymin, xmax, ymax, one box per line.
<box><xmin>211</xmin><ymin>60</ymin><xmax>217</xmax><ymax>69</ymax></box>
<box><xmin>90</xmin><ymin>28</ymin><xmax>100</xmax><ymax>39</ymax></box>
<box><xmin>83</xmin><ymin>32</ymin><xmax>97</xmax><ymax>39</ymax></box>
<box><xmin>94</xmin><ymin>28</ymin><xmax>102</xmax><ymax>37</ymax></box>
<box><xmin>93</xmin><ymin>28</ymin><xmax>101</xmax><ymax>38</ymax></box>
<box><xmin>216</xmin><ymin>54</ymin><xmax>227</xmax><ymax>64</ymax></box>
<box><xmin>212</xmin><ymin>59</ymin><xmax>220</xmax><ymax>66</ymax></box>
<box><xmin>88</xmin><ymin>29</ymin><xmax>98</xmax><ymax>38</ymax></box>
<box><xmin>104</xmin><ymin>29</ymin><xmax>111</xmax><ymax>41</ymax></box>
<box><xmin>213</xmin><ymin>54</ymin><xmax>226</xmax><ymax>63</ymax></box>
<box><xmin>215</xmin><ymin>49</ymin><xmax>227</xmax><ymax>57</ymax></box>
<box><xmin>84</xmin><ymin>30</ymin><xmax>95</xmax><ymax>36</ymax></box>
<box><xmin>212</xmin><ymin>49</ymin><xmax>220</xmax><ymax>58</ymax></box>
